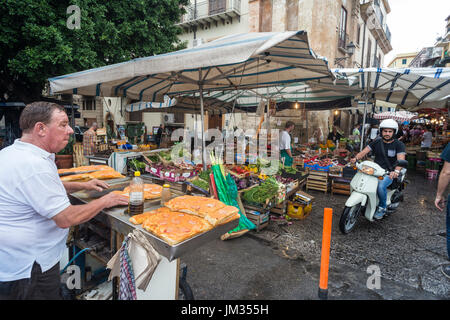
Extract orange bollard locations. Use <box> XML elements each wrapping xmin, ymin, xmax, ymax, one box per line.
<box><xmin>318</xmin><ymin>207</ymin><xmax>333</xmax><ymax>300</ymax></box>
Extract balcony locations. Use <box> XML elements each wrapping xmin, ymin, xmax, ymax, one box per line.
<box><xmin>177</xmin><ymin>0</ymin><xmax>241</xmax><ymax>29</ymax></box>
<box><xmin>360</xmin><ymin>0</ymin><xmax>392</xmax><ymax>54</ymax></box>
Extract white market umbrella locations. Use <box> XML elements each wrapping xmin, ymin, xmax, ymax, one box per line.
<box><xmin>308</xmin><ymin>67</ymin><xmax>450</xmax><ymax>150</ymax></box>
<box><xmin>373</xmin><ymin>111</ymin><xmax>419</xmax><ymax>123</ymax></box>
<box><xmin>48</xmin><ymin>31</ymin><xmax>333</xmax><ymax>168</ymax></box>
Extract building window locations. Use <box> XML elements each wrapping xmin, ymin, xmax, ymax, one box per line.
<box><xmin>402</xmin><ymin>58</ymin><xmax>407</xmax><ymax>65</ymax></box>
<box><xmin>83</xmin><ymin>99</ymin><xmax>96</xmax><ymax>111</ymax></box>
<box><xmin>338</xmin><ymin>7</ymin><xmax>348</xmax><ymax>49</ymax></box>
<box><xmin>356</xmin><ymin>24</ymin><xmax>361</xmax><ymax>45</ymax></box>
<box><xmin>366</xmin><ymin>39</ymin><xmax>372</xmax><ymax>68</ymax></box>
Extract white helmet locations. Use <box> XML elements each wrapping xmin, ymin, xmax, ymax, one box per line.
<box><xmin>379</xmin><ymin>119</ymin><xmax>398</xmax><ymax>134</ymax></box>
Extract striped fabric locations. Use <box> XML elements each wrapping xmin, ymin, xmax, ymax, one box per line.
<box><xmin>119</xmin><ymin>237</ymin><xmax>137</xmax><ymax>300</ymax></box>
<box><xmin>309</xmin><ymin>68</ymin><xmax>450</xmax><ymax>108</ymax></box>
<box><xmin>373</xmin><ymin>111</ymin><xmax>418</xmax><ymax>122</ymax></box>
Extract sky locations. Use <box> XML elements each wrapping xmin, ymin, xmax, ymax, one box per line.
<box><xmin>384</xmin><ymin>0</ymin><xmax>450</xmax><ymax>66</ymax></box>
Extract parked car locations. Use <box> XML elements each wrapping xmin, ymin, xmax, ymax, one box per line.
<box><xmin>74</xmin><ymin>126</ymin><xmax>89</xmax><ymax>142</ymax></box>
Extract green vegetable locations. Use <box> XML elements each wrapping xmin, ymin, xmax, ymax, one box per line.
<box><xmin>191</xmin><ymin>178</ymin><xmax>209</xmax><ymax>191</ymax></box>
<box><xmin>242</xmin><ymin>177</ymin><xmax>279</xmax><ymax>204</ymax></box>
<box><xmin>199</xmin><ymin>169</ymin><xmax>212</xmax><ymax>181</ymax></box>
<box><xmin>130</xmin><ymin>159</ymin><xmax>146</xmax><ymax>171</ymax></box>
<box><xmin>158</xmin><ymin>151</ymin><xmax>171</xmax><ymax>161</ymax></box>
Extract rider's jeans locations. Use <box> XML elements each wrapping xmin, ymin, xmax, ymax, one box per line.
<box><xmin>377</xmin><ymin>175</ymin><xmax>393</xmax><ymax>209</ymax></box>
<box><xmin>447</xmin><ymin>194</ymin><xmax>450</xmax><ymax>260</ymax></box>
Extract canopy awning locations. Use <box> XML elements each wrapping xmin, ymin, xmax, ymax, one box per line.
<box><xmin>49</xmin><ymin>31</ymin><xmax>333</xmax><ymax>101</ymax></box>
<box><xmin>372</xmin><ymin>111</ymin><xmax>419</xmax><ymax>122</ymax></box>
<box><xmin>308</xmin><ymin>67</ymin><xmax>450</xmax><ymax>108</ymax></box>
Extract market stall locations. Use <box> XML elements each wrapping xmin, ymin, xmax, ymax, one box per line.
<box><xmin>58</xmin><ymin>164</ymin><xmax>240</xmax><ymax>299</ymax></box>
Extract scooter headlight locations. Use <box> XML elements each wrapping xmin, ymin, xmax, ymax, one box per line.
<box><xmin>360</xmin><ymin>165</ymin><xmax>375</xmax><ymax>175</ymax></box>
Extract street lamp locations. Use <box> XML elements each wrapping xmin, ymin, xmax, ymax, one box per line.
<box><xmin>335</xmin><ymin>41</ymin><xmax>356</xmax><ymax>67</ymax></box>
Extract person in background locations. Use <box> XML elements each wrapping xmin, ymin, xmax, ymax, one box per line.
<box><xmin>327</xmin><ymin>126</ymin><xmax>342</xmax><ymax>144</ymax></box>
<box><xmin>82</xmin><ymin>122</ymin><xmax>98</xmax><ymax>165</ymax></box>
<box><xmin>421</xmin><ymin>126</ymin><xmax>433</xmax><ymax>150</ymax></box>
<box><xmin>280</xmin><ymin>121</ymin><xmax>295</xmax><ymax>167</ymax></box>
<box><xmin>0</xmin><ymin>102</ymin><xmax>128</xmax><ymax>300</ymax></box>
<box><xmin>434</xmin><ymin>142</ymin><xmax>450</xmax><ymax>279</ymax></box>
<box><xmin>155</xmin><ymin>124</ymin><xmax>164</xmax><ymax>149</ymax></box>
<box><xmin>352</xmin><ymin>123</ymin><xmax>361</xmax><ymax>145</ymax></box>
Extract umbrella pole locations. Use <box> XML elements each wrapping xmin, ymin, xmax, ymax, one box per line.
<box><xmin>360</xmin><ymin>101</ymin><xmax>367</xmax><ymax>152</ymax></box>
<box><xmin>360</xmin><ymin>72</ymin><xmax>371</xmax><ymax>152</ymax></box>
<box><xmin>199</xmin><ymin>83</ymin><xmax>207</xmax><ymax>170</ymax></box>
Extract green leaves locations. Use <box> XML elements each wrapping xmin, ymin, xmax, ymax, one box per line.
<box><xmin>0</xmin><ymin>0</ymin><xmax>188</xmax><ymax>101</ymax></box>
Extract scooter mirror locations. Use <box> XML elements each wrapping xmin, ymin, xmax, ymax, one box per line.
<box><xmin>396</xmin><ymin>159</ymin><xmax>408</xmax><ymax>168</ymax></box>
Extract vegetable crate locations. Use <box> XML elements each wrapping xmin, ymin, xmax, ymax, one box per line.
<box><xmin>270</xmin><ymin>200</ymin><xmax>287</xmax><ymax>215</ymax></box>
<box><xmin>244</xmin><ymin>208</ymin><xmax>270</xmax><ymax>232</ymax></box>
<box><xmin>306</xmin><ymin>171</ymin><xmax>329</xmax><ymax>193</ymax></box>
<box><xmin>331</xmin><ymin>177</ymin><xmax>351</xmax><ymax>196</ymax></box>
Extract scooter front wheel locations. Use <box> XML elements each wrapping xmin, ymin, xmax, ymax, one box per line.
<box><xmin>339</xmin><ymin>204</ymin><xmax>362</xmax><ymax>234</ymax></box>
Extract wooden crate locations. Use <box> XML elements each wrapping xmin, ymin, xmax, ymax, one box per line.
<box><xmin>306</xmin><ymin>171</ymin><xmax>329</xmax><ymax>193</ymax></box>
<box><xmin>73</xmin><ymin>143</ymin><xmax>84</xmax><ymax>167</ymax></box>
<box><xmin>331</xmin><ymin>178</ymin><xmax>351</xmax><ymax>196</ymax></box>
<box><xmin>270</xmin><ymin>200</ymin><xmax>287</xmax><ymax>215</ymax></box>
<box><xmin>245</xmin><ymin>209</ymin><xmax>270</xmax><ymax>232</ymax></box>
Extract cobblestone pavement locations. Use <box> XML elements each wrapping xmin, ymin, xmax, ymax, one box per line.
<box><xmin>181</xmin><ymin>171</ymin><xmax>449</xmax><ymax>300</ymax></box>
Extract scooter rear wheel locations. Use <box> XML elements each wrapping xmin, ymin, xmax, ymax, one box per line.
<box><xmin>339</xmin><ymin>204</ymin><xmax>362</xmax><ymax>234</ymax></box>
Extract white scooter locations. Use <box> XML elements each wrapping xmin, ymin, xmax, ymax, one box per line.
<box><xmin>339</xmin><ymin>159</ymin><xmax>408</xmax><ymax>234</ymax></box>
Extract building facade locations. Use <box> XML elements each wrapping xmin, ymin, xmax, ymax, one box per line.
<box><xmin>175</xmin><ymin>0</ymin><xmax>393</xmax><ymax>140</ymax></box>
<box><xmin>386</xmin><ymin>52</ymin><xmax>418</xmax><ymax>68</ymax></box>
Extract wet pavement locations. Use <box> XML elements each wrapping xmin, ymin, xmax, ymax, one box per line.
<box><xmin>181</xmin><ymin>170</ymin><xmax>450</xmax><ymax>300</ymax></box>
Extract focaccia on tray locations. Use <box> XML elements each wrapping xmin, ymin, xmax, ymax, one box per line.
<box><xmin>128</xmin><ymin>207</ymin><xmax>170</xmax><ymax>225</ymax></box>
<box><xmin>123</xmin><ymin>184</ymin><xmax>163</xmax><ymax>200</ymax></box>
<box><xmin>58</xmin><ymin>165</ymin><xmax>112</xmax><ymax>174</ymax></box>
<box><xmin>140</xmin><ymin>207</ymin><xmax>213</xmax><ymax>245</ymax></box>
<box><xmin>165</xmin><ymin>195</ymin><xmax>239</xmax><ymax>226</ymax></box>
<box><xmin>87</xmin><ymin>170</ymin><xmax>125</xmax><ymax>180</ymax></box>
<box><xmin>60</xmin><ymin>173</ymin><xmax>91</xmax><ymax>182</ymax></box>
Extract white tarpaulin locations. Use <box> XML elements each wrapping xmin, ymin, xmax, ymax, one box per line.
<box><xmin>48</xmin><ymin>31</ymin><xmax>333</xmax><ymax>168</ymax></box>
<box><xmin>49</xmin><ymin>31</ymin><xmax>332</xmax><ymax>100</ymax></box>
<box><xmin>309</xmin><ymin>67</ymin><xmax>450</xmax><ymax>107</ymax></box>
<box><xmin>373</xmin><ymin>111</ymin><xmax>419</xmax><ymax>122</ymax></box>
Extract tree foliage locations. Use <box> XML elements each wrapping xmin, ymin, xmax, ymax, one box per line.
<box><xmin>0</xmin><ymin>0</ymin><xmax>188</xmax><ymax>102</ymax></box>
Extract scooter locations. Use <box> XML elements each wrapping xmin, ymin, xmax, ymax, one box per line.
<box><xmin>339</xmin><ymin>159</ymin><xmax>408</xmax><ymax>234</ymax></box>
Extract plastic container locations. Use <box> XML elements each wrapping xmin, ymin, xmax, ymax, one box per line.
<box><xmin>128</xmin><ymin>171</ymin><xmax>144</xmax><ymax>215</ymax></box>
<box><xmin>161</xmin><ymin>184</ymin><xmax>171</xmax><ymax>206</ymax></box>
<box><xmin>287</xmin><ymin>201</ymin><xmax>312</xmax><ymax>220</ymax></box>
<box><xmin>426</xmin><ymin>169</ymin><xmax>439</xmax><ymax>180</ymax></box>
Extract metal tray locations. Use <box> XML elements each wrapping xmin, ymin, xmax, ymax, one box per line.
<box><xmin>69</xmin><ymin>177</ymin><xmax>239</xmax><ymax>261</ymax></box>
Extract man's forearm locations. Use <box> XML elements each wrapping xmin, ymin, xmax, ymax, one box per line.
<box><xmin>286</xmin><ymin>149</ymin><xmax>292</xmax><ymax>157</ymax></box>
<box><xmin>436</xmin><ymin>169</ymin><xmax>450</xmax><ymax>199</ymax></box>
<box><xmin>55</xmin><ymin>197</ymin><xmax>108</xmax><ymax>228</ymax></box>
<box><xmin>63</xmin><ymin>181</ymin><xmax>88</xmax><ymax>194</ymax></box>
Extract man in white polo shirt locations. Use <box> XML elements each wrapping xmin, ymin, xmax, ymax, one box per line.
<box><xmin>0</xmin><ymin>101</ymin><xmax>128</xmax><ymax>300</ymax></box>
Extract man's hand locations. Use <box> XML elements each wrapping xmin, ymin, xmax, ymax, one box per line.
<box><xmin>389</xmin><ymin>171</ymin><xmax>399</xmax><ymax>180</ymax></box>
<box><xmin>85</xmin><ymin>179</ymin><xmax>110</xmax><ymax>192</ymax></box>
<box><xmin>101</xmin><ymin>192</ymin><xmax>129</xmax><ymax>208</ymax></box>
<box><xmin>435</xmin><ymin>195</ymin><xmax>445</xmax><ymax>211</ymax></box>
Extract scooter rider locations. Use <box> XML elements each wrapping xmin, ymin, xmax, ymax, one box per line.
<box><xmin>351</xmin><ymin>119</ymin><xmax>406</xmax><ymax>220</ymax></box>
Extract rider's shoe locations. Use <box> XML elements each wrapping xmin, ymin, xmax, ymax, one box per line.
<box><xmin>373</xmin><ymin>207</ymin><xmax>386</xmax><ymax>220</ymax></box>
<box><xmin>441</xmin><ymin>265</ymin><xmax>450</xmax><ymax>279</ymax></box>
